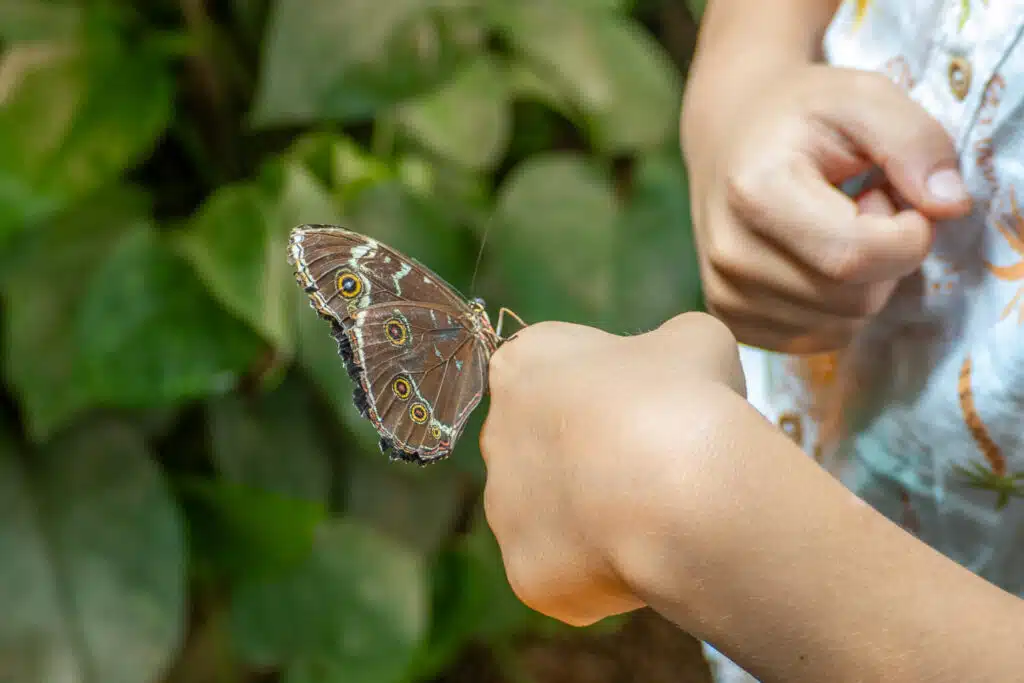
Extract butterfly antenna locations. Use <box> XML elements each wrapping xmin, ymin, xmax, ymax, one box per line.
<box><xmin>469</xmin><ymin>215</ymin><xmax>495</xmax><ymax>296</ymax></box>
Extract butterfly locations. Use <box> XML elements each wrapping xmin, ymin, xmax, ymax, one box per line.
<box><xmin>288</xmin><ymin>224</ymin><xmax>525</xmax><ymax>465</ymax></box>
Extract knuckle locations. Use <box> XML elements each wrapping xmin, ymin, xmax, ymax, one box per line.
<box><xmin>819</xmin><ymin>239</ymin><xmax>872</xmax><ymax>282</ymax></box>
<box><xmin>703</xmin><ymin>229</ymin><xmax>743</xmax><ymax>275</ymax></box>
<box><xmin>701</xmin><ymin>278</ymin><xmax>748</xmax><ymax>324</ymax></box>
<box><xmin>723</xmin><ymin>165</ymin><xmax>769</xmax><ymax>223</ymax></box>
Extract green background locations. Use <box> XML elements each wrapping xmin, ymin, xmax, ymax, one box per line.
<box><xmin>0</xmin><ymin>1</ymin><xmax>710</xmax><ymax>681</ymax></box>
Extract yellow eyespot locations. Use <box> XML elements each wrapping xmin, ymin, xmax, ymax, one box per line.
<box><xmin>392</xmin><ymin>377</ymin><xmax>412</xmax><ymax>400</ymax></box>
<box><xmin>384</xmin><ymin>317</ymin><xmax>408</xmax><ymax>346</ymax></box>
<box><xmin>337</xmin><ymin>271</ymin><xmax>362</xmax><ymax>299</ymax></box>
<box><xmin>429</xmin><ymin>425</ymin><xmax>442</xmax><ymax>439</ymax></box>
<box><xmin>409</xmin><ymin>402</ymin><xmax>429</xmax><ymax>424</ymax></box>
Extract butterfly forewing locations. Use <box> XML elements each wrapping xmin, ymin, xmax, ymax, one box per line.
<box><xmin>289</xmin><ymin>225</ymin><xmax>471</xmax><ymax>326</ymax></box>
<box><xmin>289</xmin><ymin>224</ymin><xmax>503</xmax><ymax>465</ymax></box>
<box><xmin>341</xmin><ymin>302</ymin><xmax>489</xmax><ymax>463</ymax></box>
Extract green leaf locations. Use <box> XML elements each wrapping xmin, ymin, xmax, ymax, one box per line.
<box><xmin>0</xmin><ymin>188</ymin><xmax>145</xmax><ymax>441</ymax></box>
<box><xmin>231</xmin><ymin>520</ymin><xmax>428</xmax><ymax>682</ymax></box>
<box><xmin>412</xmin><ymin>514</ymin><xmax>542</xmax><ymax>678</ymax></box>
<box><xmin>0</xmin><ymin>34</ymin><xmax>173</xmax><ymax>242</ymax></box>
<box><xmin>251</xmin><ymin>0</ymin><xmax>482</xmax><ymax>126</ymax></box>
<box><xmin>613</xmin><ymin>151</ymin><xmax>703</xmax><ymax>333</ymax></box>
<box><xmin>0</xmin><ymin>422</ymin><xmax>186</xmax><ymax>683</ymax></box>
<box><xmin>0</xmin><ymin>0</ymin><xmax>82</xmax><ymax>42</ymax></box>
<box><xmin>684</xmin><ymin>0</ymin><xmax>707</xmax><ymax>20</ymax></box>
<box><xmin>176</xmin><ymin>477</ymin><xmax>325</xmax><ymax>585</ymax></box>
<box><xmin>491</xmin><ymin>1</ymin><xmax>681</xmax><ymax>154</ymax></box>
<box><xmin>207</xmin><ymin>376</ymin><xmax>333</xmax><ymax>503</ymax></box>
<box><xmin>74</xmin><ymin>225</ymin><xmax>264</xmax><ymax>407</ymax></box>
<box><xmin>178</xmin><ymin>183</ymin><xmax>291</xmax><ymax>350</ymax></box>
<box><xmin>490</xmin><ymin>153</ymin><xmax>619</xmax><ymax>325</ymax></box>
<box><xmin>179</xmin><ymin>160</ymin><xmax>341</xmax><ymax>359</ymax></box>
<box><xmin>397</xmin><ymin>56</ymin><xmax>511</xmax><ymax>171</ymax></box>
<box><xmin>343</xmin><ymin>454</ymin><xmax>467</xmax><ymax>555</ymax></box>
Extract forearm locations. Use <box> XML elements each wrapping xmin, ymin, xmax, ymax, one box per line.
<box><xmin>682</xmin><ymin>0</ymin><xmax>840</xmax><ymax>156</ymax></box>
<box><xmin>611</xmin><ymin>383</ymin><xmax>1024</xmax><ymax>683</ymax></box>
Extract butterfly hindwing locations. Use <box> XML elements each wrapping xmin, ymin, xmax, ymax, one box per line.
<box><xmin>288</xmin><ymin>225</ymin><xmax>470</xmax><ymax>326</ymax></box>
<box><xmin>336</xmin><ymin>302</ymin><xmax>490</xmax><ymax>463</ymax></box>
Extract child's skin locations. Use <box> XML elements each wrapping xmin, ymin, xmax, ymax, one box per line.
<box><xmin>481</xmin><ymin>316</ymin><xmax>1024</xmax><ymax>682</ymax></box>
<box><xmin>480</xmin><ymin>0</ymin><xmax>1024</xmax><ymax>680</ymax></box>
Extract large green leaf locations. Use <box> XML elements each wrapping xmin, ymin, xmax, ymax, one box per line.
<box><xmin>179</xmin><ymin>160</ymin><xmax>342</xmax><ymax>360</ymax></box>
<box><xmin>74</xmin><ymin>225</ymin><xmax>264</xmax><ymax>407</ymax></box>
<box><xmin>490</xmin><ymin>153</ymin><xmax>619</xmax><ymax>325</ymax></box>
<box><xmin>231</xmin><ymin>520</ymin><xmax>428</xmax><ymax>683</ymax></box>
<box><xmin>490</xmin><ymin>1</ymin><xmax>681</xmax><ymax>154</ymax></box>
<box><xmin>177</xmin><ymin>183</ymin><xmax>289</xmax><ymax>351</ymax></box>
<box><xmin>177</xmin><ymin>477</ymin><xmax>325</xmax><ymax>585</ymax></box>
<box><xmin>684</xmin><ymin>0</ymin><xmax>707</xmax><ymax>20</ymax></box>
<box><xmin>207</xmin><ymin>376</ymin><xmax>332</xmax><ymax>503</ymax></box>
<box><xmin>343</xmin><ymin>453</ymin><xmax>467</xmax><ymax>555</ymax></box>
<box><xmin>0</xmin><ymin>0</ymin><xmax>82</xmax><ymax>42</ymax></box>
<box><xmin>251</xmin><ymin>0</ymin><xmax>482</xmax><ymax>126</ymax></box>
<box><xmin>0</xmin><ymin>31</ymin><xmax>173</xmax><ymax>242</ymax></box>
<box><xmin>0</xmin><ymin>422</ymin><xmax>185</xmax><ymax>683</ymax></box>
<box><xmin>0</xmin><ymin>188</ymin><xmax>145</xmax><ymax>441</ymax></box>
<box><xmin>397</xmin><ymin>56</ymin><xmax>511</xmax><ymax>171</ymax></box>
<box><xmin>411</xmin><ymin>514</ymin><xmax>543</xmax><ymax>679</ymax></box>
<box><xmin>613</xmin><ymin>151</ymin><xmax>703</xmax><ymax>333</ymax></box>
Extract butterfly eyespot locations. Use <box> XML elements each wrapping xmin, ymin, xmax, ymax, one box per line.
<box><xmin>429</xmin><ymin>425</ymin><xmax>442</xmax><ymax>439</ymax></box>
<box><xmin>409</xmin><ymin>402</ymin><xmax>429</xmax><ymax>424</ymax></box>
<box><xmin>384</xmin><ymin>317</ymin><xmax>409</xmax><ymax>346</ymax></box>
<box><xmin>392</xmin><ymin>376</ymin><xmax>412</xmax><ymax>400</ymax></box>
<box><xmin>337</xmin><ymin>271</ymin><xmax>362</xmax><ymax>299</ymax></box>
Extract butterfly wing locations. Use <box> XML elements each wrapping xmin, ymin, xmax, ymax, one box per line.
<box><xmin>288</xmin><ymin>224</ymin><xmax>470</xmax><ymax>326</ymax></box>
<box><xmin>336</xmin><ymin>302</ymin><xmax>490</xmax><ymax>463</ymax></box>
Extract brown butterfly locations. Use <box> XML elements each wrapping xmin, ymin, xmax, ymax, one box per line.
<box><xmin>288</xmin><ymin>224</ymin><xmax>524</xmax><ymax>465</ymax></box>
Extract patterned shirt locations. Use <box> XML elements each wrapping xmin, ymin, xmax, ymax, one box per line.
<box><xmin>741</xmin><ymin>0</ymin><xmax>1024</xmax><ymax>597</ymax></box>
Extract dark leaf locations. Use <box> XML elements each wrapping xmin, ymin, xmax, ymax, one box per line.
<box><xmin>231</xmin><ymin>520</ymin><xmax>428</xmax><ymax>682</ymax></box>
<box><xmin>397</xmin><ymin>56</ymin><xmax>511</xmax><ymax>171</ymax></box>
<box><xmin>251</xmin><ymin>0</ymin><xmax>482</xmax><ymax>126</ymax></box>
<box><xmin>613</xmin><ymin>151</ymin><xmax>703</xmax><ymax>333</ymax></box>
<box><xmin>74</xmin><ymin>225</ymin><xmax>264</xmax><ymax>407</ymax></box>
<box><xmin>177</xmin><ymin>477</ymin><xmax>325</xmax><ymax>585</ymax></box>
<box><xmin>490</xmin><ymin>1</ymin><xmax>681</xmax><ymax>153</ymax></box>
<box><xmin>490</xmin><ymin>153</ymin><xmax>619</xmax><ymax>325</ymax></box>
<box><xmin>0</xmin><ymin>422</ymin><xmax>186</xmax><ymax>683</ymax></box>
<box><xmin>207</xmin><ymin>376</ymin><xmax>333</xmax><ymax>503</ymax></box>
<box><xmin>0</xmin><ymin>188</ymin><xmax>145</xmax><ymax>441</ymax></box>
<box><xmin>0</xmin><ymin>32</ymin><xmax>173</xmax><ymax>243</ymax></box>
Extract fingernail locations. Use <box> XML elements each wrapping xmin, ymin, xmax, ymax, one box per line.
<box><xmin>926</xmin><ymin>168</ymin><xmax>968</xmax><ymax>203</ymax></box>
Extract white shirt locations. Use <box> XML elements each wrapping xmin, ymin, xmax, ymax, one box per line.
<box><xmin>742</xmin><ymin>0</ymin><xmax>1024</xmax><ymax>597</ymax></box>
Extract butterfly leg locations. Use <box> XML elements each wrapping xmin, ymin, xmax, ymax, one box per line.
<box><xmin>495</xmin><ymin>308</ymin><xmax>528</xmax><ymax>339</ymax></box>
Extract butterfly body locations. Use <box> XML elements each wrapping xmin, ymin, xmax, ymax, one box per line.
<box><xmin>288</xmin><ymin>225</ymin><xmax>519</xmax><ymax>464</ymax></box>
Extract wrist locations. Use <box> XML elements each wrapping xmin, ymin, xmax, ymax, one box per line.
<box><xmin>607</xmin><ymin>386</ymin><xmax>1024</xmax><ymax>682</ymax></box>
<box><xmin>681</xmin><ymin>0</ymin><xmax>838</xmax><ymax>162</ymax></box>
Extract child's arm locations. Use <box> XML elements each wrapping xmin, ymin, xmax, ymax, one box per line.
<box><xmin>481</xmin><ymin>315</ymin><xmax>1024</xmax><ymax>683</ymax></box>
<box><xmin>680</xmin><ymin>0</ymin><xmax>971</xmax><ymax>353</ymax></box>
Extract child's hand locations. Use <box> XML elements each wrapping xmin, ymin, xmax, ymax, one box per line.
<box><xmin>683</xmin><ymin>65</ymin><xmax>973</xmax><ymax>352</ymax></box>
<box><xmin>480</xmin><ymin>313</ymin><xmax>743</xmax><ymax>626</ymax></box>
<box><xmin>479</xmin><ymin>314</ymin><xmax>1024</xmax><ymax>683</ymax></box>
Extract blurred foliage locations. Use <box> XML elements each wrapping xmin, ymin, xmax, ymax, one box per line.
<box><xmin>0</xmin><ymin>0</ymin><xmax>704</xmax><ymax>681</ymax></box>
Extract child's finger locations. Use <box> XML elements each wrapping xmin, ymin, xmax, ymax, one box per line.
<box><xmin>814</xmin><ymin>69</ymin><xmax>972</xmax><ymax>219</ymax></box>
<box><xmin>735</xmin><ymin>155</ymin><xmax>934</xmax><ymax>285</ymax></box>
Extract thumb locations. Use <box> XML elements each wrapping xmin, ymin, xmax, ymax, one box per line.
<box><xmin>816</xmin><ymin>70</ymin><xmax>972</xmax><ymax>220</ymax></box>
